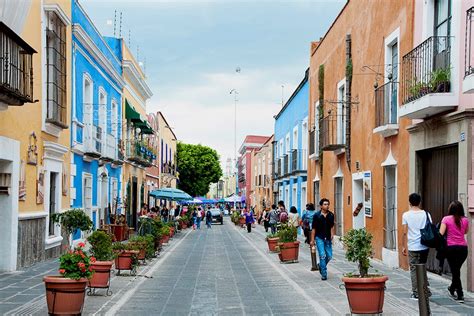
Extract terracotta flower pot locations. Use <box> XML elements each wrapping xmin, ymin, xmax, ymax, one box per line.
<box><xmin>180</xmin><ymin>222</ymin><xmax>187</xmax><ymax>229</ymax></box>
<box><xmin>267</xmin><ymin>237</ymin><xmax>280</xmax><ymax>252</ymax></box>
<box><xmin>341</xmin><ymin>275</ymin><xmax>388</xmax><ymax>314</ymax></box>
<box><xmin>43</xmin><ymin>276</ymin><xmax>87</xmax><ymax>315</ymax></box>
<box><xmin>277</xmin><ymin>241</ymin><xmax>300</xmax><ymax>262</ymax></box>
<box><xmin>88</xmin><ymin>261</ymin><xmax>113</xmax><ymax>288</ymax></box>
<box><xmin>170</xmin><ymin>227</ymin><xmax>175</xmax><ymax>237</ymax></box>
<box><xmin>115</xmin><ymin>250</ymin><xmax>139</xmax><ymax>271</ymax></box>
<box><xmin>161</xmin><ymin>234</ymin><xmax>170</xmax><ymax>244</ymax></box>
<box><xmin>239</xmin><ymin>217</ymin><xmax>245</xmax><ymax>226</ymax></box>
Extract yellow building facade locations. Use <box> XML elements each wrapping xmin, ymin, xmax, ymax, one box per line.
<box><xmin>0</xmin><ymin>0</ymin><xmax>72</xmax><ymax>270</ymax></box>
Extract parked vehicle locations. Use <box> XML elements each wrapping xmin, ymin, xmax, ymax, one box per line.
<box><xmin>210</xmin><ymin>208</ymin><xmax>224</xmax><ymax>224</ymax></box>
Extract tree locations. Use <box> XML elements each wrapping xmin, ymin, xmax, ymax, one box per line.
<box><xmin>176</xmin><ymin>142</ymin><xmax>223</xmax><ymax>197</ymax></box>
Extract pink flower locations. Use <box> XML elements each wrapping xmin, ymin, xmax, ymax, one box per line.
<box><xmin>90</xmin><ymin>257</ymin><xmax>96</xmax><ymax>263</ymax></box>
<box><xmin>78</xmin><ymin>262</ymin><xmax>85</xmax><ymax>269</ymax></box>
<box><xmin>77</xmin><ymin>242</ymin><xmax>86</xmax><ymax>248</ymax></box>
<box><xmin>59</xmin><ymin>269</ymin><xmax>66</xmax><ymax>274</ymax></box>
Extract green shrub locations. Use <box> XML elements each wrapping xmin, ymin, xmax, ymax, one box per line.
<box><xmin>277</xmin><ymin>224</ymin><xmax>297</xmax><ymax>243</ymax></box>
<box><xmin>341</xmin><ymin>228</ymin><xmax>373</xmax><ymax>278</ymax></box>
<box><xmin>87</xmin><ymin>230</ymin><xmax>114</xmax><ymax>261</ymax></box>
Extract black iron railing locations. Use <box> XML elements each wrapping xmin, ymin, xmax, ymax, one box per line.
<box><xmin>320</xmin><ymin>111</ymin><xmax>345</xmax><ymax>151</ymax></box>
<box><xmin>375</xmin><ymin>81</ymin><xmax>398</xmax><ymax>127</ymax></box>
<box><xmin>466</xmin><ymin>7</ymin><xmax>474</xmax><ymax>77</ymax></box>
<box><xmin>291</xmin><ymin>149</ymin><xmax>298</xmax><ymax>172</ymax></box>
<box><xmin>309</xmin><ymin>129</ymin><xmax>315</xmax><ymax>155</ymax></box>
<box><xmin>401</xmin><ymin>36</ymin><xmax>451</xmax><ymax>104</ymax></box>
<box><xmin>284</xmin><ymin>154</ymin><xmax>289</xmax><ymax>175</ymax></box>
<box><xmin>0</xmin><ymin>22</ymin><xmax>35</xmax><ymax>106</ymax></box>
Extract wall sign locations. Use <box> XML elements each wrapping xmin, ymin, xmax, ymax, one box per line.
<box><xmin>36</xmin><ymin>166</ymin><xmax>44</xmax><ymax>204</ymax></box>
<box><xmin>27</xmin><ymin>132</ymin><xmax>38</xmax><ymax>165</ymax></box>
<box><xmin>363</xmin><ymin>171</ymin><xmax>372</xmax><ymax>217</ymax></box>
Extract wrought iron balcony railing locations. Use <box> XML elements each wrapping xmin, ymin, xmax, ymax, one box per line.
<box><xmin>291</xmin><ymin>149</ymin><xmax>298</xmax><ymax>172</ymax></box>
<box><xmin>466</xmin><ymin>7</ymin><xmax>474</xmax><ymax>77</ymax></box>
<box><xmin>375</xmin><ymin>81</ymin><xmax>398</xmax><ymax>128</ymax></box>
<box><xmin>309</xmin><ymin>129</ymin><xmax>315</xmax><ymax>156</ymax></box>
<box><xmin>401</xmin><ymin>36</ymin><xmax>451</xmax><ymax>104</ymax></box>
<box><xmin>320</xmin><ymin>112</ymin><xmax>345</xmax><ymax>151</ymax></box>
<box><xmin>126</xmin><ymin>140</ymin><xmax>155</xmax><ymax>167</ymax></box>
<box><xmin>0</xmin><ymin>22</ymin><xmax>35</xmax><ymax>106</ymax></box>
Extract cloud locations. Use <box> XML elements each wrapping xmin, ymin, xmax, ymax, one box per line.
<box><xmin>147</xmin><ymin>66</ymin><xmax>305</xmax><ymax>167</ymax></box>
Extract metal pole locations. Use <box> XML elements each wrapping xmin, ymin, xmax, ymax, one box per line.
<box><xmin>310</xmin><ymin>245</ymin><xmax>319</xmax><ymax>271</ymax></box>
<box><xmin>415</xmin><ymin>264</ymin><xmax>430</xmax><ymax>316</ymax></box>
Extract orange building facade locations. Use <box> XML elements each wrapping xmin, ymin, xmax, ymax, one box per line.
<box><xmin>307</xmin><ymin>0</ymin><xmax>414</xmax><ymax>269</ymax></box>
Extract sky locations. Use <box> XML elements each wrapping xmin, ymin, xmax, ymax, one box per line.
<box><xmin>81</xmin><ymin>0</ymin><xmax>346</xmax><ymax>169</ymax></box>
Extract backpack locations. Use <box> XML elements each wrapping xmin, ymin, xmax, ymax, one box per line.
<box><xmin>279</xmin><ymin>211</ymin><xmax>288</xmax><ymax>223</ymax></box>
<box><xmin>420</xmin><ymin>210</ymin><xmax>442</xmax><ymax>248</ymax></box>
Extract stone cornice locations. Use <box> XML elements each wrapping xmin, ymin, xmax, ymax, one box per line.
<box><xmin>123</xmin><ymin>60</ymin><xmax>153</xmax><ymax>100</ymax></box>
<box><xmin>72</xmin><ymin>24</ymin><xmax>125</xmax><ymax>89</ymax></box>
<box><xmin>406</xmin><ymin>109</ymin><xmax>474</xmax><ymax>133</ymax></box>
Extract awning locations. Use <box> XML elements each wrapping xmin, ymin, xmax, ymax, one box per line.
<box><xmin>125</xmin><ymin>99</ymin><xmax>154</xmax><ymax>134</ymax></box>
<box><xmin>135</xmin><ymin>120</ymin><xmax>154</xmax><ymax>134</ymax></box>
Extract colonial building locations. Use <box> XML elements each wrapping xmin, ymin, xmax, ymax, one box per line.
<box><xmin>274</xmin><ymin>70</ymin><xmax>309</xmax><ymax>216</ymax></box>
<box><xmin>0</xmin><ymin>0</ymin><xmax>72</xmax><ymax>269</ymax></box>
<box><xmin>70</xmin><ymin>0</ymin><xmax>124</xmax><ymax>232</ymax></box>
<box><xmin>307</xmin><ymin>0</ymin><xmax>414</xmax><ymax>269</ymax></box>
<box><xmin>251</xmin><ymin>135</ymin><xmax>274</xmax><ymax>216</ymax></box>
<box><xmin>399</xmin><ymin>0</ymin><xmax>474</xmax><ymax>289</ymax></box>
<box><xmin>237</xmin><ymin>135</ymin><xmax>270</xmax><ymax>207</ymax></box>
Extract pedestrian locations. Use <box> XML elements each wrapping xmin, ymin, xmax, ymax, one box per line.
<box><xmin>310</xmin><ymin>198</ymin><xmax>334</xmax><ymax>281</ymax></box>
<box><xmin>206</xmin><ymin>208</ymin><xmax>212</xmax><ymax>229</ymax></box>
<box><xmin>402</xmin><ymin>193</ymin><xmax>432</xmax><ymax>299</ymax></box>
<box><xmin>196</xmin><ymin>207</ymin><xmax>203</xmax><ymax>229</ymax></box>
<box><xmin>192</xmin><ymin>209</ymin><xmax>197</xmax><ymax>230</ymax></box>
<box><xmin>301</xmin><ymin>203</ymin><xmax>317</xmax><ymax>244</ymax></box>
<box><xmin>288</xmin><ymin>206</ymin><xmax>299</xmax><ymax>228</ymax></box>
<box><xmin>278</xmin><ymin>201</ymin><xmax>288</xmax><ymax>224</ymax></box>
<box><xmin>268</xmin><ymin>204</ymin><xmax>279</xmax><ymax>234</ymax></box>
<box><xmin>263</xmin><ymin>208</ymin><xmax>271</xmax><ymax>232</ymax></box>
<box><xmin>439</xmin><ymin>201</ymin><xmax>469</xmax><ymax>303</ymax></box>
<box><xmin>245</xmin><ymin>208</ymin><xmax>254</xmax><ymax>233</ymax></box>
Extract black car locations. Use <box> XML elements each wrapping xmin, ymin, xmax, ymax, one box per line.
<box><xmin>209</xmin><ymin>208</ymin><xmax>224</xmax><ymax>225</ymax></box>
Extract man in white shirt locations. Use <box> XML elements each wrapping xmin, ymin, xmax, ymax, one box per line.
<box><xmin>402</xmin><ymin>193</ymin><xmax>432</xmax><ymax>299</ymax></box>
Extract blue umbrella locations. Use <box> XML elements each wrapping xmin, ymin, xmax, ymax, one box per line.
<box><xmin>149</xmin><ymin>188</ymin><xmax>192</xmax><ymax>201</ymax></box>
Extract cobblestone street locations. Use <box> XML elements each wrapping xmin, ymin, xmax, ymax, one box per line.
<box><xmin>1</xmin><ymin>219</ymin><xmax>474</xmax><ymax>315</ymax></box>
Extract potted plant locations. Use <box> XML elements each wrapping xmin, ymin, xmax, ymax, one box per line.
<box><xmin>51</xmin><ymin>208</ymin><xmax>93</xmax><ymax>246</ymax></box>
<box><xmin>238</xmin><ymin>215</ymin><xmax>246</xmax><ymax>227</ymax></box>
<box><xmin>86</xmin><ymin>230</ymin><xmax>115</xmax><ymax>295</ymax></box>
<box><xmin>112</xmin><ymin>242</ymin><xmax>139</xmax><ymax>275</ymax></box>
<box><xmin>276</xmin><ymin>224</ymin><xmax>300</xmax><ymax>262</ymax></box>
<box><xmin>341</xmin><ymin>229</ymin><xmax>388</xmax><ymax>314</ymax></box>
<box><xmin>160</xmin><ymin>226</ymin><xmax>171</xmax><ymax>244</ymax></box>
<box><xmin>266</xmin><ymin>232</ymin><xmax>279</xmax><ymax>252</ymax></box>
<box><xmin>129</xmin><ymin>235</ymin><xmax>148</xmax><ymax>262</ymax></box>
<box><xmin>429</xmin><ymin>67</ymin><xmax>450</xmax><ymax>93</ymax></box>
<box><xmin>231</xmin><ymin>212</ymin><xmax>240</xmax><ymax>225</ymax></box>
<box><xmin>43</xmin><ymin>242</ymin><xmax>93</xmax><ymax>315</ymax></box>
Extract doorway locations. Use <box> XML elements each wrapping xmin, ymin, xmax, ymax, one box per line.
<box><xmin>418</xmin><ymin>144</ymin><xmax>458</xmax><ymax>273</ymax></box>
<box><xmin>131</xmin><ymin>177</ymin><xmax>138</xmax><ymax>229</ymax></box>
<box><xmin>334</xmin><ymin>177</ymin><xmax>343</xmax><ymax>236</ymax></box>
<box><xmin>352</xmin><ymin>177</ymin><xmax>365</xmax><ymax>229</ymax></box>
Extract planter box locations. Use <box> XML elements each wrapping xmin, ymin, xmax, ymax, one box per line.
<box><xmin>266</xmin><ymin>237</ymin><xmax>280</xmax><ymax>252</ymax></box>
<box><xmin>114</xmin><ymin>250</ymin><xmax>139</xmax><ymax>275</ymax></box>
<box><xmin>88</xmin><ymin>261</ymin><xmax>113</xmax><ymax>295</ymax></box>
<box><xmin>277</xmin><ymin>241</ymin><xmax>300</xmax><ymax>263</ymax></box>
<box><xmin>341</xmin><ymin>275</ymin><xmax>388</xmax><ymax>314</ymax></box>
<box><xmin>44</xmin><ymin>276</ymin><xmax>87</xmax><ymax>315</ymax></box>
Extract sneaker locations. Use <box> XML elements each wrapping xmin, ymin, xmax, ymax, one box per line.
<box><xmin>321</xmin><ymin>276</ymin><xmax>327</xmax><ymax>281</ymax></box>
<box><xmin>410</xmin><ymin>293</ymin><xmax>418</xmax><ymax>300</ymax></box>
<box><xmin>448</xmin><ymin>286</ymin><xmax>456</xmax><ymax>298</ymax></box>
<box><xmin>455</xmin><ymin>296</ymin><xmax>464</xmax><ymax>303</ymax></box>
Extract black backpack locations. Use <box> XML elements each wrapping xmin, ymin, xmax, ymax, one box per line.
<box><xmin>420</xmin><ymin>211</ymin><xmax>442</xmax><ymax>248</ymax></box>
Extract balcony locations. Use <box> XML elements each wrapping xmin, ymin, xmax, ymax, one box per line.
<box><xmin>0</xmin><ymin>22</ymin><xmax>36</xmax><ymax>110</ymax></box>
<box><xmin>162</xmin><ymin>162</ymin><xmax>176</xmax><ymax>176</ymax></box>
<box><xmin>463</xmin><ymin>7</ymin><xmax>474</xmax><ymax>94</ymax></box>
<box><xmin>400</xmin><ymin>36</ymin><xmax>456</xmax><ymax>119</ymax></box>
<box><xmin>291</xmin><ymin>149</ymin><xmax>297</xmax><ymax>172</ymax></box>
<box><xmin>373</xmin><ymin>81</ymin><xmax>399</xmax><ymax>137</ymax></box>
<box><xmin>102</xmin><ymin>134</ymin><xmax>117</xmax><ymax>162</ymax></box>
<box><xmin>83</xmin><ymin>123</ymin><xmax>101</xmax><ymax>159</ymax></box>
<box><xmin>320</xmin><ymin>111</ymin><xmax>345</xmax><ymax>151</ymax></box>
<box><xmin>125</xmin><ymin>140</ymin><xmax>155</xmax><ymax>167</ymax></box>
<box><xmin>284</xmin><ymin>154</ymin><xmax>289</xmax><ymax>175</ymax></box>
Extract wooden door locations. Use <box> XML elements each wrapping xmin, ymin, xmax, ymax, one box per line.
<box><xmin>419</xmin><ymin>144</ymin><xmax>458</xmax><ymax>273</ymax></box>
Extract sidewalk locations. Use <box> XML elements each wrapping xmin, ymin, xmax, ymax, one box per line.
<box><xmin>243</xmin><ymin>222</ymin><xmax>474</xmax><ymax>315</ymax></box>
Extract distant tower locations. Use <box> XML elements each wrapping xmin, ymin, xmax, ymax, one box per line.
<box><xmin>226</xmin><ymin>158</ymin><xmax>231</xmax><ymax>177</ymax></box>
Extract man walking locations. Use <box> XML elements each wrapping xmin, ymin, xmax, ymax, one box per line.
<box><xmin>402</xmin><ymin>193</ymin><xmax>432</xmax><ymax>299</ymax></box>
<box><xmin>268</xmin><ymin>204</ymin><xmax>279</xmax><ymax>234</ymax></box>
<box><xmin>196</xmin><ymin>207</ymin><xmax>203</xmax><ymax>229</ymax></box>
<box><xmin>205</xmin><ymin>207</ymin><xmax>212</xmax><ymax>229</ymax></box>
<box><xmin>310</xmin><ymin>198</ymin><xmax>334</xmax><ymax>280</ymax></box>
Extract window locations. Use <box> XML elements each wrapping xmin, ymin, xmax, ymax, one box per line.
<box><xmin>83</xmin><ymin>174</ymin><xmax>93</xmax><ymax>217</ymax></box>
<box><xmin>292</xmin><ymin>185</ymin><xmax>297</xmax><ymax>208</ymax></box>
<box><xmin>45</xmin><ymin>11</ymin><xmax>67</xmax><ymax>127</ymax></box>
<box><xmin>111</xmin><ymin>178</ymin><xmax>118</xmax><ymax>213</ymax></box>
<box><xmin>314</xmin><ymin>101</ymin><xmax>320</xmax><ymax>156</ymax></box>
<box><xmin>313</xmin><ymin>180</ymin><xmax>320</xmax><ymax>205</ymax></box>
<box><xmin>334</xmin><ymin>177</ymin><xmax>343</xmax><ymax>236</ymax></box>
<box><xmin>302</xmin><ymin>120</ymin><xmax>308</xmax><ymax>169</ymax></box>
<box><xmin>383</xmin><ymin>166</ymin><xmax>397</xmax><ymax>250</ymax></box>
<box><xmin>337</xmin><ymin>82</ymin><xmax>346</xmax><ymax>145</ymax></box>
<box><xmin>98</xmin><ymin>90</ymin><xmax>107</xmax><ymax>155</ymax></box>
<box><xmin>301</xmin><ymin>184</ymin><xmax>307</xmax><ymax>212</ymax></box>
<box><xmin>48</xmin><ymin>172</ymin><xmax>58</xmax><ymax>236</ymax></box>
<box><xmin>81</xmin><ymin>76</ymin><xmax>93</xmax><ymax>144</ymax></box>
<box><xmin>389</xmin><ymin>42</ymin><xmax>398</xmax><ymax>124</ymax></box>
<box><xmin>434</xmin><ymin>0</ymin><xmax>451</xmax><ymax>38</ymax></box>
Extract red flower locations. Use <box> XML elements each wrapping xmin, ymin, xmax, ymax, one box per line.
<box><xmin>78</xmin><ymin>262</ymin><xmax>85</xmax><ymax>269</ymax></box>
<box><xmin>80</xmin><ymin>253</ymin><xmax>85</xmax><ymax>259</ymax></box>
<box><xmin>90</xmin><ymin>257</ymin><xmax>96</xmax><ymax>263</ymax></box>
<box><xmin>89</xmin><ymin>267</ymin><xmax>93</xmax><ymax>272</ymax></box>
<box><xmin>77</xmin><ymin>242</ymin><xmax>86</xmax><ymax>248</ymax></box>
<box><xmin>59</xmin><ymin>269</ymin><xmax>66</xmax><ymax>274</ymax></box>
<box><xmin>80</xmin><ymin>268</ymin><xmax>86</xmax><ymax>273</ymax></box>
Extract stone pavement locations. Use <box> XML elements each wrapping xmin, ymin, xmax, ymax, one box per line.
<box><xmin>1</xmin><ymin>218</ymin><xmax>474</xmax><ymax>315</ymax></box>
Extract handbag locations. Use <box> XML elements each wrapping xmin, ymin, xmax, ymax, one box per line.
<box><xmin>420</xmin><ymin>210</ymin><xmax>441</xmax><ymax>248</ymax></box>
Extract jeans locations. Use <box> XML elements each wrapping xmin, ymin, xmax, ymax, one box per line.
<box><xmin>197</xmin><ymin>218</ymin><xmax>202</xmax><ymax>229</ymax></box>
<box><xmin>446</xmin><ymin>245</ymin><xmax>468</xmax><ymax>297</ymax></box>
<box><xmin>315</xmin><ymin>237</ymin><xmax>332</xmax><ymax>278</ymax></box>
<box><xmin>270</xmin><ymin>223</ymin><xmax>277</xmax><ymax>234</ymax></box>
<box><xmin>206</xmin><ymin>219</ymin><xmax>212</xmax><ymax>229</ymax></box>
<box><xmin>408</xmin><ymin>249</ymin><xmax>430</xmax><ymax>296</ymax></box>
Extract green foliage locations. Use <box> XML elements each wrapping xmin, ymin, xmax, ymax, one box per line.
<box><xmin>176</xmin><ymin>142</ymin><xmax>223</xmax><ymax>197</ymax></box>
<box><xmin>429</xmin><ymin>67</ymin><xmax>450</xmax><ymax>90</ymax></box>
<box><xmin>160</xmin><ymin>226</ymin><xmax>170</xmax><ymax>236</ymax></box>
<box><xmin>129</xmin><ymin>235</ymin><xmax>155</xmax><ymax>258</ymax></box>
<box><xmin>87</xmin><ymin>231</ymin><xmax>114</xmax><ymax>261</ymax></box>
<box><xmin>277</xmin><ymin>224</ymin><xmax>297</xmax><ymax>243</ymax></box>
<box><xmin>231</xmin><ymin>211</ymin><xmax>240</xmax><ymax>224</ymax></box>
<box><xmin>266</xmin><ymin>232</ymin><xmax>278</xmax><ymax>240</ymax></box>
<box><xmin>51</xmin><ymin>208</ymin><xmax>93</xmax><ymax>237</ymax></box>
<box><xmin>345</xmin><ymin>58</ymin><xmax>353</xmax><ymax>80</ymax></box>
<box><xmin>58</xmin><ymin>243</ymin><xmax>93</xmax><ymax>280</ymax></box>
<box><xmin>341</xmin><ymin>228</ymin><xmax>374</xmax><ymax>278</ymax></box>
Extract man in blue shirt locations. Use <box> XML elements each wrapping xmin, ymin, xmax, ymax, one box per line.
<box><xmin>310</xmin><ymin>198</ymin><xmax>335</xmax><ymax>280</ymax></box>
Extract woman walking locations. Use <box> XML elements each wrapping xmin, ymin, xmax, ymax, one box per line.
<box><xmin>206</xmin><ymin>208</ymin><xmax>212</xmax><ymax>229</ymax></box>
<box><xmin>439</xmin><ymin>201</ymin><xmax>469</xmax><ymax>303</ymax></box>
<box><xmin>288</xmin><ymin>206</ymin><xmax>299</xmax><ymax>228</ymax></box>
<box><xmin>245</xmin><ymin>208</ymin><xmax>255</xmax><ymax>233</ymax></box>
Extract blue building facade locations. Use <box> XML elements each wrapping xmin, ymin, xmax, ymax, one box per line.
<box><xmin>70</xmin><ymin>1</ymin><xmax>125</xmax><ymax>235</ymax></box>
<box><xmin>274</xmin><ymin>69</ymin><xmax>309</xmax><ymax>217</ymax></box>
